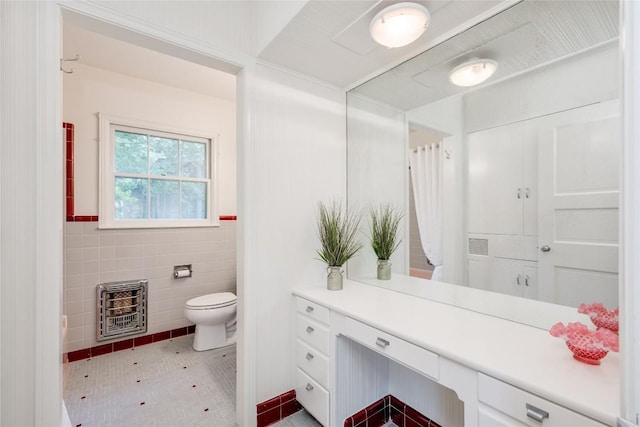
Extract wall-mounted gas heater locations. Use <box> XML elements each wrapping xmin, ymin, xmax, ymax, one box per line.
<box><xmin>97</xmin><ymin>279</ymin><xmax>148</xmax><ymax>341</ymax></box>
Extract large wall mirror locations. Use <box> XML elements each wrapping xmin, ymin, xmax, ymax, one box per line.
<box><xmin>347</xmin><ymin>0</ymin><xmax>620</xmax><ymax>327</ymax></box>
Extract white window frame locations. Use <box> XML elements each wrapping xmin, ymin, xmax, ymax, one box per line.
<box><xmin>99</xmin><ymin>114</ymin><xmax>219</xmax><ymax>229</ymax></box>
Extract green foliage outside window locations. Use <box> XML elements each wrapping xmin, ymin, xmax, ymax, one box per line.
<box><xmin>113</xmin><ymin>130</ymin><xmax>209</xmax><ymax>221</ymax></box>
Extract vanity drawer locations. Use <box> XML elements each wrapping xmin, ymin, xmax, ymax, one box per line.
<box><xmin>296</xmin><ymin>297</ymin><xmax>330</xmax><ymax>325</ymax></box>
<box><xmin>296</xmin><ymin>339</ymin><xmax>329</xmax><ymax>387</ymax></box>
<box><xmin>478</xmin><ymin>373</ymin><xmax>607</xmax><ymax>427</ymax></box>
<box><xmin>296</xmin><ymin>367</ymin><xmax>329</xmax><ymax>426</ymax></box>
<box><xmin>344</xmin><ymin>317</ymin><xmax>439</xmax><ymax>380</ymax></box>
<box><xmin>296</xmin><ymin>314</ymin><xmax>329</xmax><ymax>354</ymax></box>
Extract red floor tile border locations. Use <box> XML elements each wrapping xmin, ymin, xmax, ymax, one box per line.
<box><xmin>256</xmin><ymin>389</ymin><xmax>303</xmax><ymax>427</ymax></box>
<box><xmin>344</xmin><ymin>394</ymin><xmax>439</xmax><ymax>427</ymax></box>
<box><xmin>66</xmin><ymin>326</ymin><xmax>196</xmax><ymax>362</ymax></box>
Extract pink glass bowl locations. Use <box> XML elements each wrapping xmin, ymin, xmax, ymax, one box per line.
<box><xmin>578</xmin><ymin>303</ymin><xmax>619</xmax><ymax>334</ymax></box>
<box><xmin>565</xmin><ymin>336</ymin><xmax>609</xmax><ymax>365</ymax></box>
<box><xmin>550</xmin><ymin>322</ymin><xmax>619</xmax><ymax>365</ymax></box>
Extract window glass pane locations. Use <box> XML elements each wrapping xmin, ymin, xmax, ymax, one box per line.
<box><xmin>149</xmin><ymin>136</ymin><xmax>179</xmax><ymax>177</ymax></box>
<box><xmin>181</xmin><ymin>141</ymin><xmax>206</xmax><ymax>178</ymax></box>
<box><xmin>115</xmin><ymin>177</ymin><xmax>148</xmax><ymax>219</ymax></box>
<box><xmin>181</xmin><ymin>182</ymin><xmax>207</xmax><ymax>219</ymax></box>
<box><xmin>115</xmin><ymin>131</ymin><xmax>147</xmax><ymax>174</ymax></box>
<box><xmin>150</xmin><ymin>179</ymin><xmax>180</xmax><ymax>219</ymax></box>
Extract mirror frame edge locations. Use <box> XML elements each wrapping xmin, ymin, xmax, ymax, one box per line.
<box><xmin>620</xmin><ymin>0</ymin><xmax>639</xmax><ymax>423</ymax></box>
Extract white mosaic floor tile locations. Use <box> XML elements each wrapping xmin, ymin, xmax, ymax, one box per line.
<box><xmin>272</xmin><ymin>409</ymin><xmax>322</xmax><ymax>427</ymax></box>
<box><xmin>64</xmin><ymin>335</ymin><xmax>322</xmax><ymax>427</ymax></box>
<box><xmin>64</xmin><ymin>336</ymin><xmax>236</xmax><ymax>427</ymax></box>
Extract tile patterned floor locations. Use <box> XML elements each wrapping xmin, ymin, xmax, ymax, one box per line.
<box><xmin>272</xmin><ymin>409</ymin><xmax>322</xmax><ymax>427</ymax></box>
<box><xmin>64</xmin><ymin>336</ymin><xmax>236</xmax><ymax>427</ymax></box>
<box><xmin>64</xmin><ymin>335</ymin><xmax>323</xmax><ymax>427</ymax></box>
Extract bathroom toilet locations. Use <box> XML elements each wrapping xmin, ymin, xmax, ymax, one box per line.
<box><xmin>185</xmin><ymin>292</ymin><xmax>237</xmax><ymax>351</ymax></box>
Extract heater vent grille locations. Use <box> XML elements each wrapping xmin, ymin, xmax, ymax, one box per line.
<box><xmin>97</xmin><ymin>279</ymin><xmax>148</xmax><ymax>341</ymax></box>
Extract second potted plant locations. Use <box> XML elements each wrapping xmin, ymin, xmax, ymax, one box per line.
<box><xmin>316</xmin><ymin>200</ymin><xmax>362</xmax><ymax>290</ymax></box>
<box><xmin>370</xmin><ymin>204</ymin><xmax>404</xmax><ymax>280</ymax></box>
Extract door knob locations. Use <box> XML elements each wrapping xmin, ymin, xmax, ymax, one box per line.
<box><xmin>540</xmin><ymin>245</ymin><xmax>551</xmax><ymax>252</ymax></box>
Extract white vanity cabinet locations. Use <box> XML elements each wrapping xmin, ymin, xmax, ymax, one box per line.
<box><xmin>292</xmin><ymin>281</ymin><xmax>618</xmax><ymax>427</ymax></box>
<box><xmin>294</xmin><ymin>298</ymin><xmax>330</xmax><ymax>426</ymax></box>
<box><xmin>478</xmin><ymin>374</ymin><xmax>607</xmax><ymax>427</ymax></box>
<box><xmin>344</xmin><ymin>317</ymin><xmax>439</xmax><ymax>381</ymax></box>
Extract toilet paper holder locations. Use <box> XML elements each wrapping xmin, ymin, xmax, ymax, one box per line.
<box><xmin>174</xmin><ymin>264</ymin><xmax>192</xmax><ymax>279</ymax></box>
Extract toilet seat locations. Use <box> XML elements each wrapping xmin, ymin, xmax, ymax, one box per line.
<box><xmin>186</xmin><ymin>292</ymin><xmax>236</xmax><ymax>310</ymax></box>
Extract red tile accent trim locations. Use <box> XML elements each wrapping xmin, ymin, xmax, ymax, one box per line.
<box><xmin>113</xmin><ymin>338</ymin><xmax>134</xmax><ymax>352</ymax></box>
<box><xmin>90</xmin><ymin>343</ymin><xmax>113</xmax><ymax>357</ymax></box>
<box><xmin>257</xmin><ymin>389</ymin><xmax>303</xmax><ymax>427</ymax></box>
<box><xmin>281</xmin><ymin>399</ymin><xmax>302</xmax><ymax>420</ymax></box>
<box><xmin>257</xmin><ymin>407</ymin><xmax>280</xmax><ymax>427</ymax></box>
<box><xmin>345</xmin><ymin>394</ymin><xmax>437</xmax><ymax>427</ymax></box>
<box><xmin>67</xmin><ymin>215</ymin><xmax>98</xmax><ymax>222</ymax></box>
<box><xmin>67</xmin><ymin>348</ymin><xmax>91</xmax><ymax>363</ymax></box>
<box><xmin>63</xmin><ymin>122</ymin><xmax>74</xmax><ymax>217</ymax></box>
<box><xmin>153</xmin><ymin>331</ymin><xmax>171</xmax><ymax>342</ymax></box>
<box><xmin>133</xmin><ymin>335</ymin><xmax>153</xmax><ymax>347</ymax></box>
<box><xmin>257</xmin><ymin>396</ymin><xmax>280</xmax><ymax>415</ymax></box>
<box><xmin>65</xmin><ymin>327</ymin><xmax>196</xmax><ymax>363</ymax></box>
<box><xmin>280</xmin><ymin>389</ymin><xmax>296</xmax><ymax>403</ymax></box>
<box><xmin>65</xmin><ymin>215</ymin><xmax>236</xmax><ymax>222</ymax></box>
<box><xmin>171</xmin><ymin>327</ymin><xmax>188</xmax><ymax>338</ymax></box>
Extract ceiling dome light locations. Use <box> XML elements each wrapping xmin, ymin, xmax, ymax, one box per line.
<box><xmin>370</xmin><ymin>2</ymin><xmax>430</xmax><ymax>48</ymax></box>
<box><xmin>449</xmin><ymin>58</ymin><xmax>499</xmax><ymax>87</ymax></box>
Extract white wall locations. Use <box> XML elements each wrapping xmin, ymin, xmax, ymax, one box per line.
<box><xmin>64</xmin><ymin>63</ymin><xmax>237</xmax><ymax>216</ymax></box>
<box><xmin>246</xmin><ymin>63</ymin><xmax>346</xmax><ymax>403</ymax></box>
<box><xmin>0</xmin><ymin>2</ymin><xmax>62</xmax><ymax>425</ymax></box>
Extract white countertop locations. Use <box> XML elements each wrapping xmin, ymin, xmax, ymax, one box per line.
<box><xmin>292</xmin><ymin>279</ymin><xmax>620</xmax><ymax>426</ymax></box>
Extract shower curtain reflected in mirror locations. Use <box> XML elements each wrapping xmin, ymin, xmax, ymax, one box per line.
<box><xmin>409</xmin><ymin>143</ymin><xmax>444</xmax><ymax>281</ymax></box>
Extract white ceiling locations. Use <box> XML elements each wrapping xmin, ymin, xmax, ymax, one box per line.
<box><xmin>62</xmin><ymin>0</ymin><xmax>505</xmax><ymax>99</ymax></box>
<box><xmin>63</xmin><ymin>25</ymin><xmax>237</xmax><ymax>101</ymax></box>
<box><xmin>352</xmin><ymin>0</ymin><xmax>619</xmax><ymax>111</ymax></box>
<box><xmin>258</xmin><ymin>0</ymin><xmax>503</xmax><ymax>88</ymax></box>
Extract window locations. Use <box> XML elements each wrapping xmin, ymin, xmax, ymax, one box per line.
<box><xmin>99</xmin><ymin>114</ymin><xmax>218</xmax><ymax>228</ymax></box>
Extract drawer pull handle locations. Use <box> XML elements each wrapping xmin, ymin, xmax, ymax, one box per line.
<box><xmin>306</xmin><ymin>326</ymin><xmax>314</xmax><ymax>333</ymax></box>
<box><xmin>306</xmin><ymin>352</ymin><xmax>314</xmax><ymax>361</ymax></box>
<box><xmin>526</xmin><ymin>403</ymin><xmax>549</xmax><ymax>423</ymax></box>
<box><xmin>306</xmin><ymin>305</ymin><xmax>314</xmax><ymax>313</ymax></box>
<box><xmin>376</xmin><ymin>337</ymin><xmax>390</xmax><ymax>348</ymax></box>
<box><xmin>305</xmin><ymin>383</ymin><xmax>314</xmax><ymax>392</ymax></box>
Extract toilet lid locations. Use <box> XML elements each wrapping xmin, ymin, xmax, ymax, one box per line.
<box><xmin>186</xmin><ymin>292</ymin><xmax>236</xmax><ymax>309</ymax></box>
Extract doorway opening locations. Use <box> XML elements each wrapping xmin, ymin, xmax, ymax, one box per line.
<box><xmin>61</xmin><ymin>10</ymin><xmax>241</xmax><ymax>426</ymax></box>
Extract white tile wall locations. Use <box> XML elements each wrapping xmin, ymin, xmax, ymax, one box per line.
<box><xmin>63</xmin><ymin>221</ymin><xmax>237</xmax><ymax>352</ymax></box>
